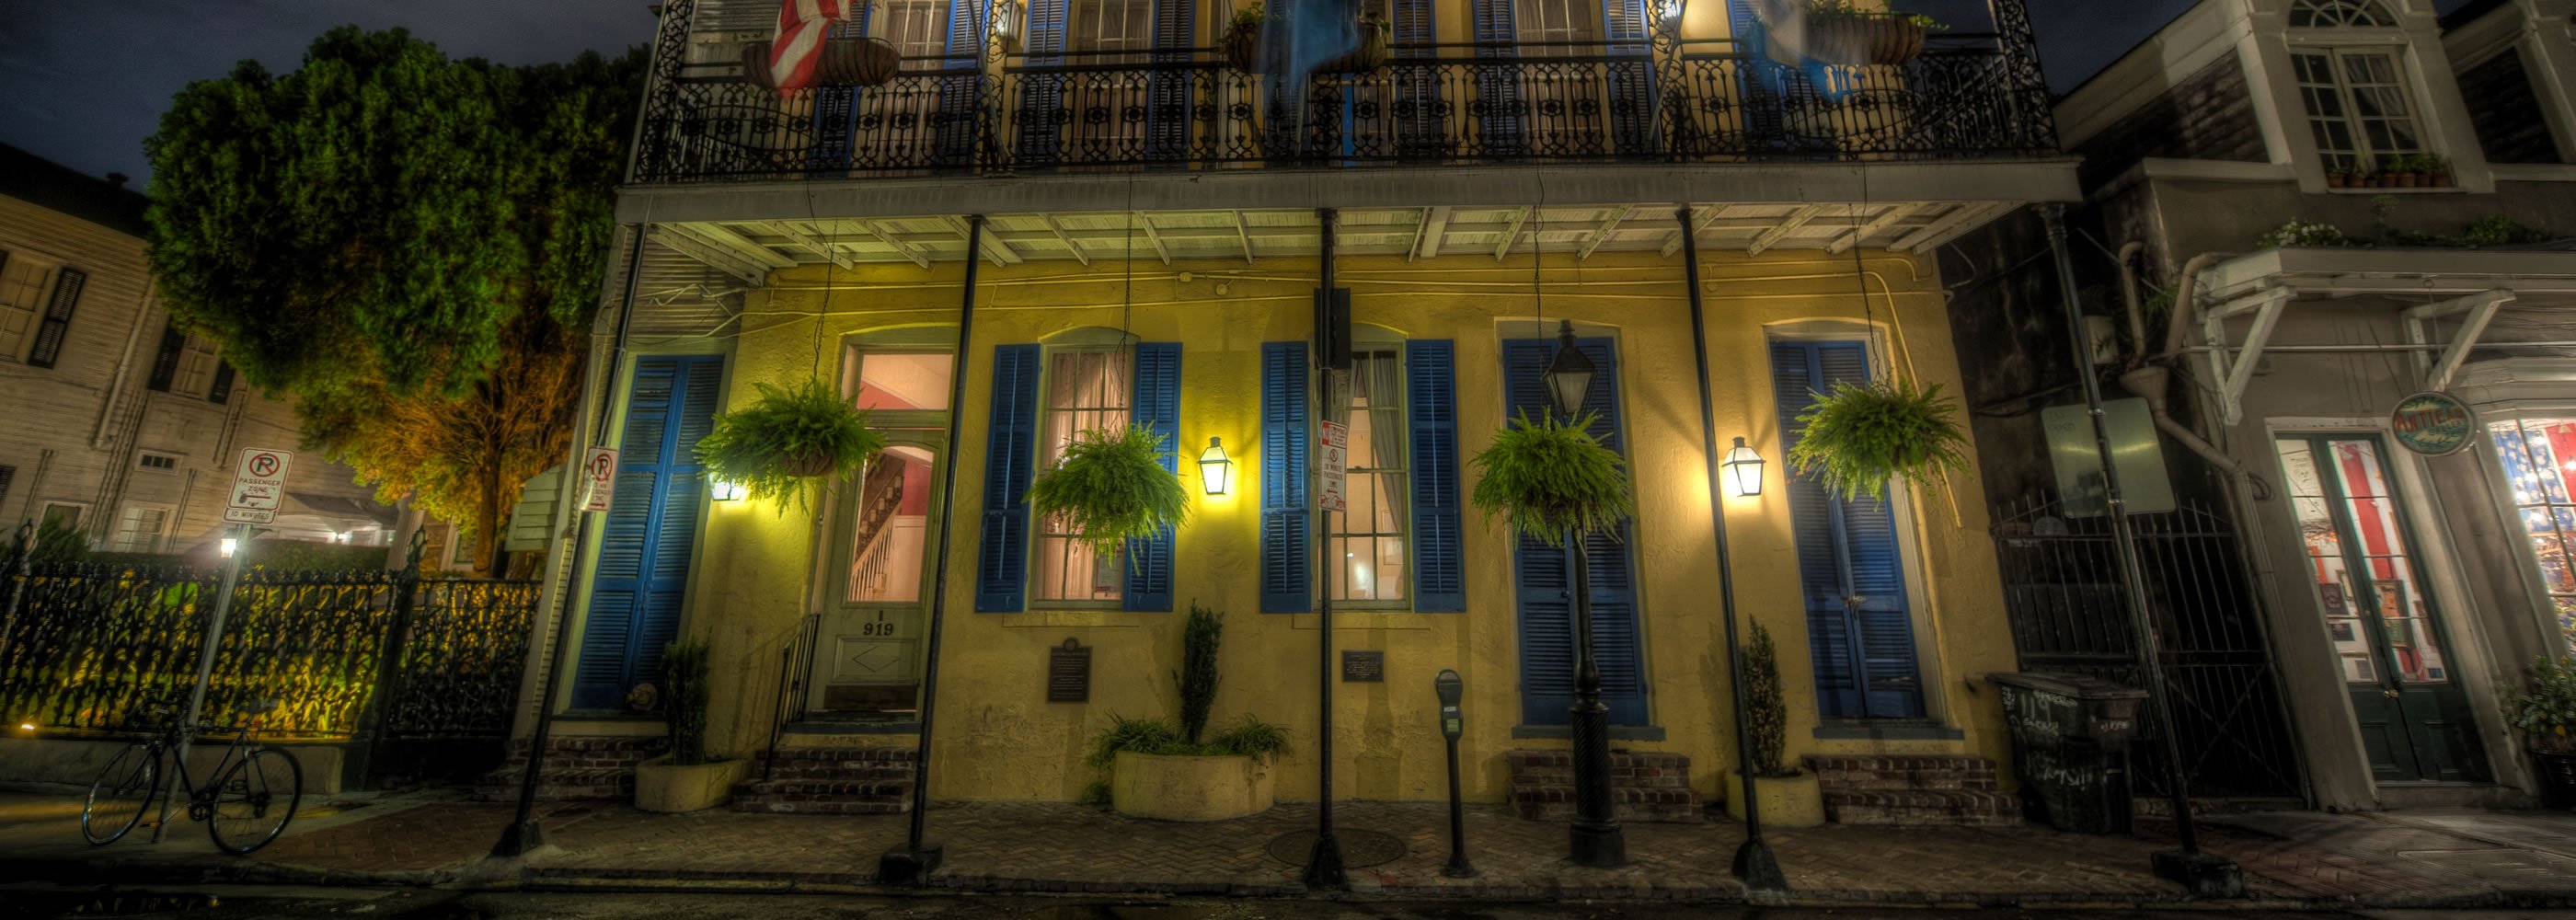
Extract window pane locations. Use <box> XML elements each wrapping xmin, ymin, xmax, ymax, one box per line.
<box><xmin>1034</xmin><ymin>348</ymin><xmax>1131</xmax><ymax>603</ymax></box>
<box><xmin>851</xmin><ymin>351</ymin><xmax>954</xmax><ymax>410</ymax></box>
<box><xmin>1328</xmin><ymin>350</ymin><xmax>1409</xmax><ymax>603</ymax></box>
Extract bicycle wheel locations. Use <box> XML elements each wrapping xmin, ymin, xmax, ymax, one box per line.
<box><xmin>207</xmin><ymin>747</ymin><xmax>301</xmax><ymax>855</ymax></box>
<box><xmin>82</xmin><ymin>743</ymin><xmax>157</xmax><ymax>845</ymax></box>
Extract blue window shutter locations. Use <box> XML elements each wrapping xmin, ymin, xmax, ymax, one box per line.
<box><xmin>1145</xmin><ymin>0</ymin><xmax>1195</xmax><ymax>161</ymax></box>
<box><xmin>1125</xmin><ymin>342</ymin><xmax>1182</xmax><ymax>612</ymax></box>
<box><xmin>1406</xmin><ymin>339</ymin><xmax>1465</xmax><ymax>612</ymax></box>
<box><xmin>1769</xmin><ymin>340</ymin><xmax>1923</xmax><ymax>719</ymax></box>
<box><xmin>28</xmin><ymin>267</ymin><xmax>84</xmax><ymax>369</ymax></box>
<box><xmin>575</xmin><ymin>355</ymin><xmax>722</xmax><ymax>710</ymax></box>
<box><xmin>1016</xmin><ymin>0</ymin><xmax>1069</xmax><ymax>166</ymax></box>
<box><xmin>976</xmin><ymin>344</ymin><xmax>1042</xmax><ymax>612</ymax></box>
<box><xmin>1601</xmin><ymin>0</ymin><xmax>1655</xmax><ymax>153</ymax></box>
<box><xmin>933</xmin><ymin>0</ymin><xmax>987</xmax><ymax>167</ymax></box>
<box><xmin>1504</xmin><ymin>337</ymin><xmax>1647</xmax><ymax>725</ymax></box>
<box><xmin>1472</xmin><ymin>0</ymin><xmax>1522</xmax><ymax>155</ymax></box>
<box><xmin>1260</xmin><ymin>341</ymin><xmax>1311</xmax><ymax>613</ymax></box>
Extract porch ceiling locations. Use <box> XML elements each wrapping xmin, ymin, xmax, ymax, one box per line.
<box><xmin>646</xmin><ymin>201</ymin><xmax>2022</xmax><ymax>280</ymax></box>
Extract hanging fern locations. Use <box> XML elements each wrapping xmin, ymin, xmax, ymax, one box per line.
<box><xmin>1027</xmin><ymin>425</ymin><xmax>1190</xmax><ymax>558</ymax></box>
<box><xmin>1468</xmin><ymin>411</ymin><xmax>1636</xmax><ymax>546</ymax></box>
<box><xmin>694</xmin><ymin>378</ymin><xmax>885</xmax><ymax>512</ymax></box>
<box><xmin>1787</xmin><ymin>377</ymin><xmax>1970</xmax><ymax>501</ymax></box>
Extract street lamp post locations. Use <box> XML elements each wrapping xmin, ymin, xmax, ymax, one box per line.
<box><xmin>1544</xmin><ymin>319</ymin><xmax>1626</xmax><ymax>868</ymax></box>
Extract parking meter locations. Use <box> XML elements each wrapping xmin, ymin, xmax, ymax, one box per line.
<box><xmin>1434</xmin><ymin>669</ymin><xmax>1474</xmax><ymax>877</ymax></box>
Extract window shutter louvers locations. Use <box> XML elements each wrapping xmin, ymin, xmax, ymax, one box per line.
<box><xmin>573</xmin><ymin>355</ymin><xmax>722</xmax><ymax>709</ymax></box>
<box><xmin>1472</xmin><ymin>0</ymin><xmax>1522</xmax><ymax>155</ymax></box>
<box><xmin>1124</xmin><ymin>342</ymin><xmax>1181</xmax><ymax>611</ymax></box>
<box><xmin>1259</xmin><ymin>341</ymin><xmax>1311</xmax><ymax>613</ymax></box>
<box><xmin>934</xmin><ymin>0</ymin><xmax>988</xmax><ymax>166</ymax></box>
<box><xmin>144</xmin><ymin>324</ymin><xmax>183</xmax><ymax>392</ymax></box>
<box><xmin>207</xmin><ymin>362</ymin><xmax>236</xmax><ymax>405</ymax></box>
<box><xmin>27</xmin><ymin>268</ymin><xmax>84</xmax><ymax>369</ymax></box>
<box><xmin>1015</xmin><ymin>0</ymin><xmax>1069</xmax><ymax>165</ymax></box>
<box><xmin>1602</xmin><ymin>0</ymin><xmax>1655</xmax><ymax>153</ymax></box>
<box><xmin>1405</xmin><ymin>339</ymin><xmax>1465</xmax><ymax>612</ymax></box>
<box><xmin>1145</xmin><ymin>0</ymin><xmax>1196</xmax><ymax>160</ymax></box>
<box><xmin>1503</xmin><ymin>336</ymin><xmax>1647</xmax><ymax>725</ymax></box>
<box><xmin>1768</xmin><ymin>340</ymin><xmax>1924</xmax><ymax>719</ymax></box>
<box><xmin>975</xmin><ymin>344</ymin><xmax>1043</xmax><ymax>612</ymax></box>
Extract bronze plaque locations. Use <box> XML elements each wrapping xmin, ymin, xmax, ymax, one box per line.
<box><xmin>1340</xmin><ymin>650</ymin><xmax>1385</xmax><ymax>683</ymax></box>
<box><xmin>1048</xmin><ymin>638</ymin><xmax>1091</xmax><ymax>703</ymax></box>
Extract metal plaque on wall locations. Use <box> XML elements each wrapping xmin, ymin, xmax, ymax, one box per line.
<box><xmin>1340</xmin><ymin>650</ymin><xmax>1385</xmax><ymax>683</ymax></box>
<box><xmin>1048</xmin><ymin>638</ymin><xmax>1090</xmax><ymax>703</ymax></box>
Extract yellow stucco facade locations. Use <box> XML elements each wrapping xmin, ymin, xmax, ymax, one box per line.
<box><xmin>553</xmin><ymin>241</ymin><xmax>2020</xmax><ymax>808</ymax></box>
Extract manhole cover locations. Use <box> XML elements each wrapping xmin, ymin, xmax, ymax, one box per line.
<box><xmin>1266</xmin><ymin>828</ymin><xmax>1406</xmax><ymax>868</ymax></box>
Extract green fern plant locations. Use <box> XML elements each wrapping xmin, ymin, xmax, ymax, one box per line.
<box><xmin>661</xmin><ymin>638</ymin><xmax>713</xmax><ymax>765</ymax></box>
<box><xmin>1210</xmin><ymin>715</ymin><xmax>1293</xmax><ymax>761</ymax></box>
<box><xmin>1743</xmin><ymin>621</ymin><xmax>1792</xmax><ymax>777</ymax></box>
<box><xmin>1468</xmin><ymin>410</ymin><xmax>1636</xmax><ymax>546</ymax></box>
<box><xmin>1787</xmin><ymin>377</ymin><xmax>1970</xmax><ymax>501</ymax></box>
<box><xmin>694</xmin><ymin>378</ymin><xmax>884</xmax><ymax>512</ymax></box>
<box><xmin>1176</xmin><ymin>602</ymin><xmax>1223</xmax><ymax>743</ymax></box>
<box><xmin>1027</xmin><ymin>425</ymin><xmax>1190</xmax><ymax>558</ymax></box>
<box><xmin>2512</xmin><ymin>657</ymin><xmax>2576</xmax><ymax>754</ymax></box>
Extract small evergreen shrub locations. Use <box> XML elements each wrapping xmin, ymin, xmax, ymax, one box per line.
<box><xmin>1177</xmin><ymin>602</ymin><xmax>1223</xmax><ymax>743</ymax></box>
<box><xmin>662</xmin><ymin>638</ymin><xmax>713</xmax><ymax>765</ymax></box>
<box><xmin>1743</xmin><ymin>621</ymin><xmax>1794</xmax><ymax>777</ymax></box>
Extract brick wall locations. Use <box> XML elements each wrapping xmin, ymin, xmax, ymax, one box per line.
<box><xmin>2074</xmin><ymin>53</ymin><xmax>2269</xmax><ymax>190</ymax></box>
<box><xmin>2459</xmin><ymin>47</ymin><xmax>2563</xmax><ymax>165</ymax></box>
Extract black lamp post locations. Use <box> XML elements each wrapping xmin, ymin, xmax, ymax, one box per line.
<box><xmin>1543</xmin><ymin>319</ymin><xmax>1626</xmax><ymax>868</ymax></box>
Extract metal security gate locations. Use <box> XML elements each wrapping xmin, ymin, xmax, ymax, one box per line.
<box><xmin>1992</xmin><ymin>491</ymin><xmax>2301</xmax><ymax>799</ymax></box>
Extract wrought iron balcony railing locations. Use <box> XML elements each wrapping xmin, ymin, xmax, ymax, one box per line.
<box><xmin>630</xmin><ymin>2</ymin><xmax>2057</xmax><ymax>185</ymax></box>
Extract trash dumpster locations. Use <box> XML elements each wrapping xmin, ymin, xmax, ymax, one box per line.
<box><xmin>1987</xmin><ymin>672</ymin><xmax>2147</xmax><ymax>834</ymax></box>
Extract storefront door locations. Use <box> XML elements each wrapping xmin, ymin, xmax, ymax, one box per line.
<box><xmin>810</xmin><ymin>435</ymin><xmax>947</xmax><ymax>717</ymax></box>
<box><xmin>2276</xmin><ymin>435</ymin><xmax>2489</xmax><ymax>783</ymax></box>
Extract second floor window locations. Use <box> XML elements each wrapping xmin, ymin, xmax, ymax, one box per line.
<box><xmin>0</xmin><ymin>255</ymin><xmax>52</xmax><ymax>361</ymax></box>
<box><xmin>1073</xmin><ymin>0</ymin><xmax>1153</xmax><ymax>57</ymax></box>
<box><xmin>2294</xmin><ymin>47</ymin><xmax>2424</xmax><ymax>174</ymax></box>
<box><xmin>879</xmin><ymin>0</ymin><xmax>949</xmax><ymax>63</ymax></box>
<box><xmin>1515</xmin><ymin>0</ymin><xmax>1600</xmax><ymax>51</ymax></box>
<box><xmin>171</xmin><ymin>334</ymin><xmax>220</xmax><ymax>397</ymax></box>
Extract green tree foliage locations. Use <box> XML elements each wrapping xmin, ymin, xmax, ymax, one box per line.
<box><xmin>144</xmin><ymin>29</ymin><xmax>645</xmax><ymax>573</ymax></box>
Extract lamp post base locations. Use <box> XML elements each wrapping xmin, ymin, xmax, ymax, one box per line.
<box><xmin>879</xmin><ymin>842</ymin><xmax>945</xmax><ymax>886</ymax></box>
<box><xmin>1732</xmin><ymin>838</ymin><xmax>1787</xmax><ymax>891</ymax></box>
<box><xmin>1304</xmin><ymin>833</ymin><xmax>1349</xmax><ymax>890</ymax></box>
<box><xmin>1442</xmin><ymin>854</ymin><xmax>1478</xmax><ymax>879</ymax></box>
<box><xmin>1569</xmin><ymin>820</ymin><xmax>1627</xmax><ymax>868</ymax></box>
<box><xmin>2152</xmin><ymin>848</ymin><xmax>2244</xmax><ymax>898</ymax></box>
<box><xmin>489</xmin><ymin>820</ymin><xmax>544</xmax><ymax>858</ymax></box>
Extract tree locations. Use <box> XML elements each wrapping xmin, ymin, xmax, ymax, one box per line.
<box><xmin>145</xmin><ymin>29</ymin><xmax>644</xmax><ymax>574</ymax></box>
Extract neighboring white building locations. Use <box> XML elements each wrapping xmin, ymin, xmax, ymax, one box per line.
<box><xmin>0</xmin><ymin>144</ymin><xmax>393</xmax><ymax>556</ymax></box>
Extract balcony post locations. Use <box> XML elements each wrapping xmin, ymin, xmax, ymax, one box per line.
<box><xmin>628</xmin><ymin>0</ymin><xmax>702</xmax><ymax>185</ymax></box>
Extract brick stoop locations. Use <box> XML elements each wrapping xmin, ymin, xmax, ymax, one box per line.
<box><xmin>1805</xmin><ymin>753</ymin><xmax>2023</xmax><ymax>826</ymax></box>
<box><xmin>731</xmin><ymin>745</ymin><xmax>917</xmax><ymax>814</ymax></box>
<box><xmin>473</xmin><ymin>737</ymin><xmax>662</xmax><ymax>802</ymax></box>
<box><xmin>1505</xmin><ymin>749</ymin><xmax>1705</xmax><ymax>823</ymax></box>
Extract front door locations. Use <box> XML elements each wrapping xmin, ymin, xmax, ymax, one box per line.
<box><xmin>2276</xmin><ymin>435</ymin><xmax>2489</xmax><ymax>782</ymax></box>
<box><xmin>811</xmin><ymin>435</ymin><xmax>948</xmax><ymax>717</ymax></box>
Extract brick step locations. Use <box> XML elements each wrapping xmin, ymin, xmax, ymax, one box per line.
<box><xmin>755</xmin><ymin>746</ymin><xmax>917</xmax><ymax>764</ymax></box>
<box><xmin>1803</xmin><ymin>754</ymin><xmax>2000</xmax><ymax>792</ymax></box>
<box><xmin>756</xmin><ymin>764</ymin><xmax>917</xmax><ymax>782</ymax></box>
<box><xmin>471</xmin><ymin>767</ymin><xmax>634</xmax><ymax>802</ymax></box>
<box><xmin>729</xmin><ymin>778</ymin><xmax>914</xmax><ymax>814</ymax></box>
<box><xmin>1823</xmin><ymin>788</ymin><xmax>2023</xmax><ymax>826</ymax></box>
<box><xmin>1509</xmin><ymin>784</ymin><xmax>1706</xmax><ymax>823</ymax></box>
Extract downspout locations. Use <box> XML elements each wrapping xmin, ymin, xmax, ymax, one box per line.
<box><xmin>2114</xmin><ymin>242</ymin><xmax>2145</xmax><ymax>359</ymax></box>
<box><xmin>93</xmin><ymin>286</ymin><xmax>156</xmax><ymax>451</ymax></box>
<box><xmin>2117</xmin><ymin>247</ymin><xmax>2263</xmax><ymax>496</ymax></box>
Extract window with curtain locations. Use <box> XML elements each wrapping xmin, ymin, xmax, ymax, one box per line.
<box><xmin>1329</xmin><ymin>348</ymin><xmax>1409</xmax><ymax>604</ymax></box>
<box><xmin>108</xmin><ymin>505</ymin><xmax>170</xmax><ymax>554</ymax></box>
<box><xmin>1033</xmin><ymin>347</ymin><xmax>1132</xmax><ymax>603</ymax></box>
<box><xmin>2491</xmin><ymin>415</ymin><xmax>2576</xmax><ymax>656</ymax></box>
<box><xmin>2293</xmin><ymin>47</ymin><xmax>2424</xmax><ymax>174</ymax></box>
<box><xmin>0</xmin><ymin>255</ymin><xmax>52</xmax><ymax>361</ymax></box>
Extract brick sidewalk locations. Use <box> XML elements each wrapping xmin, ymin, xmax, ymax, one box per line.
<box><xmin>2</xmin><ymin>791</ymin><xmax>2569</xmax><ymax>908</ymax></box>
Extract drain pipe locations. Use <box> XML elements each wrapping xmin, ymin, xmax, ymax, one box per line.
<box><xmin>2114</xmin><ymin>241</ymin><xmax>2145</xmax><ymax>362</ymax></box>
<box><xmin>2114</xmin><ymin>247</ymin><xmax>2266</xmax><ymax>498</ymax></box>
<box><xmin>2158</xmin><ymin>252</ymin><xmax>2227</xmax><ymax>361</ymax></box>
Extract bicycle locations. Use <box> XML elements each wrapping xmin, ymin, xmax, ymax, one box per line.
<box><xmin>81</xmin><ymin>696</ymin><xmax>303</xmax><ymax>855</ymax></box>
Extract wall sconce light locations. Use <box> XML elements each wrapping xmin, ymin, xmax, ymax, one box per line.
<box><xmin>710</xmin><ymin>478</ymin><xmax>749</xmax><ymax>501</ymax></box>
<box><xmin>1721</xmin><ymin>437</ymin><xmax>1765</xmax><ymax>497</ymax></box>
<box><xmin>1197</xmin><ymin>437</ymin><xmax>1236</xmax><ymax>496</ymax></box>
<box><xmin>219</xmin><ymin>537</ymin><xmax>239</xmax><ymax>558</ymax></box>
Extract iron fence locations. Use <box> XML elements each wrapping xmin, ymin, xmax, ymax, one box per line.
<box><xmin>1992</xmin><ymin>491</ymin><xmax>2301</xmax><ymax>799</ymax></box>
<box><xmin>0</xmin><ymin>561</ymin><xmax>536</xmax><ymax>744</ymax></box>
<box><xmin>631</xmin><ymin>0</ymin><xmax>2058</xmax><ymax>183</ymax></box>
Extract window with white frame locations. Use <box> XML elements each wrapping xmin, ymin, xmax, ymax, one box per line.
<box><xmin>2490</xmin><ymin>414</ymin><xmax>2576</xmax><ymax>656</ymax></box>
<box><xmin>880</xmin><ymin>0</ymin><xmax>949</xmax><ymax>60</ymax></box>
<box><xmin>169</xmin><ymin>334</ymin><xmax>221</xmax><ymax>398</ymax></box>
<box><xmin>1328</xmin><ymin>347</ymin><xmax>1409</xmax><ymax>604</ymax></box>
<box><xmin>1072</xmin><ymin>0</ymin><xmax>1153</xmax><ymax>56</ymax></box>
<box><xmin>0</xmin><ymin>255</ymin><xmax>54</xmax><ymax>361</ymax></box>
<box><xmin>1515</xmin><ymin>0</ymin><xmax>1600</xmax><ymax>50</ymax></box>
<box><xmin>107</xmin><ymin>504</ymin><xmax>171</xmax><ymax>554</ymax></box>
<box><xmin>2292</xmin><ymin>47</ymin><xmax>2425</xmax><ymax>174</ymax></box>
<box><xmin>137</xmin><ymin>452</ymin><xmax>179</xmax><ymax>472</ymax></box>
<box><xmin>2291</xmin><ymin>0</ymin><xmax>2396</xmax><ymax>28</ymax></box>
<box><xmin>1031</xmin><ymin>346</ymin><xmax>1132</xmax><ymax>604</ymax></box>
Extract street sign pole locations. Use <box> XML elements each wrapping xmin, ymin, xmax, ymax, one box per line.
<box><xmin>153</xmin><ymin>522</ymin><xmax>249</xmax><ymax>842</ymax></box>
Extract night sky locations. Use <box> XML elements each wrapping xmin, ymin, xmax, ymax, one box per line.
<box><xmin>0</xmin><ymin>0</ymin><xmax>2476</xmax><ymax>184</ymax></box>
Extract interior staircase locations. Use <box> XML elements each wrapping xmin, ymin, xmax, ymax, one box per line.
<box><xmin>473</xmin><ymin>736</ymin><xmax>660</xmax><ymax>801</ymax></box>
<box><xmin>1805</xmin><ymin>753</ymin><xmax>2023</xmax><ymax>826</ymax></box>
<box><xmin>1505</xmin><ymin>749</ymin><xmax>1706</xmax><ymax>823</ymax></box>
<box><xmin>730</xmin><ymin>742</ymin><xmax>917</xmax><ymax>814</ymax></box>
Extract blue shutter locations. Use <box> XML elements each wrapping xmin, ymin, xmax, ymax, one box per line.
<box><xmin>1407</xmin><ymin>339</ymin><xmax>1465</xmax><ymax>612</ymax></box>
<box><xmin>1769</xmin><ymin>340</ymin><xmax>1924</xmax><ymax>719</ymax></box>
<box><xmin>1472</xmin><ymin>0</ymin><xmax>1522</xmax><ymax>155</ymax></box>
<box><xmin>575</xmin><ymin>355</ymin><xmax>722</xmax><ymax>710</ymax></box>
<box><xmin>1602</xmin><ymin>0</ymin><xmax>1655</xmax><ymax>153</ymax></box>
<box><xmin>1260</xmin><ymin>341</ymin><xmax>1311</xmax><ymax>613</ymax></box>
<box><xmin>1390</xmin><ymin>0</ymin><xmax>1440</xmax><ymax>157</ymax></box>
<box><xmin>976</xmin><ymin>344</ymin><xmax>1043</xmax><ymax>612</ymax></box>
<box><xmin>1125</xmin><ymin>342</ymin><xmax>1182</xmax><ymax>611</ymax></box>
<box><xmin>1016</xmin><ymin>0</ymin><xmax>1069</xmax><ymax>166</ymax></box>
<box><xmin>1145</xmin><ymin>0</ymin><xmax>1195</xmax><ymax>161</ymax></box>
<box><xmin>1731</xmin><ymin>0</ymin><xmax>1787</xmax><ymax>148</ymax></box>
<box><xmin>934</xmin><ymin>0</ymin><xmax>987</xmax><ymax>167</ymax></box>
<box><xmin>1504</xmin><ymin>337</ymin><xmax>1647</xmax><ymax>725</ymax></box>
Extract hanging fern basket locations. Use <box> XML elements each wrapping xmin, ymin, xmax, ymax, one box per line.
<box><xmin>1467</xmin><ymin>411</ymin><xmax>1637</xmax><ymax>546</ymax></box>
<box><xmin>694</xmin><ymin>378</ymin><xmax>886</xmax><ymax>512</ymax></box>
<box><xmin>1786</xmin><ymin>377</ymin><xmax>1970</xmax><ymax>501</ymax></box>
<box><xmin>1027</xmin><ymin>425</ymin><xmax>1190</xmax><ymax>558</ymax></box>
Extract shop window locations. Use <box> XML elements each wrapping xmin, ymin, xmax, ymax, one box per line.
<box><xmin>2490</xmin><ymin>416</ymin><xmax>2576</xmax><ymax>655</ymax></box>
<box><xmin>2293</xmin><ymin>47</ymin><xmax>2425</xmax><ymax>175</ymax></box>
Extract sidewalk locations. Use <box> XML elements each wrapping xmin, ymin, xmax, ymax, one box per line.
<box><xmin>3</xmin><ymin>789</ymin><xmax>2571</xmax><ymax>909</ymax></box>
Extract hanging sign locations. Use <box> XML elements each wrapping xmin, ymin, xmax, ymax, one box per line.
<box><xmin>2390</xmin><ymin>391</ymin><xmax>2478</xmax><ymax>456</ymax></box>
<box><xmin>222</xmin><ymin>447</ymin><xmax>293</xmax><ymax>525</ymax></box>
<box><xmin>579</xmin><ymin>446</ymin><xmax>620</xmax><ymax>512</ymax></box>
<box><xmin>1318</xmin><ymin>420</ymin><xmax>1348</xmax><ymax>513</ymax></box>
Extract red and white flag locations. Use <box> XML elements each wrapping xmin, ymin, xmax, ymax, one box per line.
<box><xmin>768</xmin><ymin>0</ymin><xmax>859</xmax><ymax>97</ymax></box>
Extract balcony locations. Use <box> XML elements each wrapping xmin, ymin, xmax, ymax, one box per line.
<box><xmin>630</xmin><ymin>2</ymin><xmax>2058</xmax><ymax>186</ymax></box>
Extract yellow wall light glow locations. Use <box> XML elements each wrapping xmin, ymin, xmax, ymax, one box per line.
<box><xmin>710</xmin><ymin>478</ymin><xmax>749</xmax><ymax>501</ymax></box>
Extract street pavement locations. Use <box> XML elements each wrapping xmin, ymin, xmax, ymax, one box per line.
<box><xmin>5</xmin><ymin>788</ymin><xmax>2576</xmax><ymax>911</ymax></box>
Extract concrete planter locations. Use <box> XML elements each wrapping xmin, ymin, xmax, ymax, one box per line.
<box><xmin>1723</xmin><ymin>769</ymin><xmax>1825</xmax><ymax>828</ymax></box>
<box><xmin>1110</xmin><ymin>751</ymin><xmax>1275</xmax><ymax>822</ymax></box>
<box><xmin>635</xmin><ymin>755</ymin><xmax>750</xmax><ymax>813</ymax></box>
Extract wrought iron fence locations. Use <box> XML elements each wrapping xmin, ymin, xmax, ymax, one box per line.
<box><xmin>1992</xmin><ymin>491</ymin><xmax>2302</xmax><ymax>799</ymax></box>
<box><xmin>0</xmin><ymin>561</ymin><xmax>536</xmax><ymax>743</ymax></box>
<box><xmin>631</xmin><ymin>0</ymin><xmax>2058</xmax><ymax>183</ymax></box>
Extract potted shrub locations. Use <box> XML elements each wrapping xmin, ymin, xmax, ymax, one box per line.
<box><xmin>1026</xmin><ymin>424</ymin><xmax>1190</xmax><ymax>560</ymax></box>
<box><xmin>2510</xmin><ymin>656</ymin><xmax>2576</xmax><ymax>810</ymax></box>
<box><xmin>1768</xmin><ymin>1</ymin><xmax>1939</xmax><ymax>68</ymax></box>
<box><xmin>1468</xmin><ymin>411</ymin><xmax>1636</xmax><ymax>546</ymax></box>
<box><xmin>1724</xmin><ymin>622</ymin><xmax>1825</xmax><ymax>827</ymax></box>
<box><xmin>2419</xmin><ymin>152</ymin><xmax>2455</xmax><ymax>188</ymax></box>
<box><xmin>1090</xmin><ymin>604</ymin><xmax>1294</xmax><ymax>821</ymax></box>
<box><xmin>1786</xmin><ymin>376</ymin><xmax>1971</xmax><ymax>501</ymax></box>
<box><xmin>696</xmin><ymin>378</ymin><xmax>886</xmax><ymax>512</ymax></box>
<box><xmin>635</xmin><ymin>638</ymin><xmax>750</xmax><ymax>812</ymax></box>
<box><xmin>2327</xmin><ymin>169</ymin><xmax>2350</xmax><ymax>190</ymax></box>
<box><xmin>1221</xmin><ymin>2</ymin><xmax>1390</xmax><ymax>74</ymax></box>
